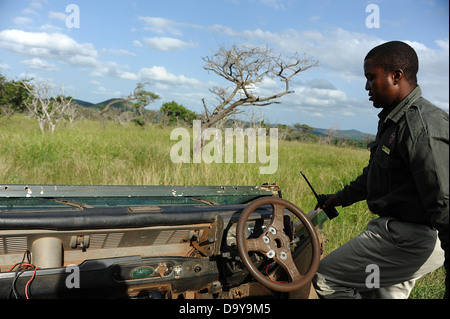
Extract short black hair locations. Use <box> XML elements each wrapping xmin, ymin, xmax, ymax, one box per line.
<box><xmin>365</xmin><ymin>41</ymin><xmax>419</xmax><ymax>86</ymax></box>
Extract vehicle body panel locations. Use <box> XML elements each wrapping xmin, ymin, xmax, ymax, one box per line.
<box><xmin>0</xmin><ymin>184</ymin><xmax>327</xmax><ymax>299</ymax></box>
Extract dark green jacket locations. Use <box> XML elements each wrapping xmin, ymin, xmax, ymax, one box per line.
<box><xmin>337</xmin><ymin>86</ymin><xmax>449</xmax><ymax>291</ymax></box>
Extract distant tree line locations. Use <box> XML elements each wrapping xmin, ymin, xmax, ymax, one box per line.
<box><xmin>1</xmin><ymin>71</ymin><xmax>371</xmax><ymax>147</ymax></box>
<box><xmin>0</xmin><ymin>74</ymin><xmax>198</xmax><ymax>133</ymax></box>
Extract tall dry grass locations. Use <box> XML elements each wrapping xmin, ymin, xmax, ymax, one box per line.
<box><xmin>0</xmin><ymin>115</ymin><xmax>445</xmax><ymax>298</ymax></box>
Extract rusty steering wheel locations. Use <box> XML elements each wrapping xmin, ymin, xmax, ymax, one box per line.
<box><xmin>236</xmin><ymin>197</ymin><xmax>321</xmax><ymax>292</ymax></box>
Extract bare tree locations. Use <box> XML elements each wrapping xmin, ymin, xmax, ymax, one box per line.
<box><xmin>21</xmin><ymin>81</ymin><xmax>73</xmax><ymax>134</ymax></box>
<box><xmin>64</xmin><ymin>102</ymin><xmax>81</xmax><ymax>127</ymax></box>
<box><xmin>98</xmin><ymin>98</ymin><xmax>127</xmax><ymax>129</ymax></box>
<box><xmin>0</xmin><ymin>103</ymin><xmax>15</xmax><ymax>118</ymax></box>
<box><xmin>320</xmin><ymin>126</ymin><xmax>339</xmax><ymax>145</ymax></box>
<box><xmin>98</xmin><ymin>82</ymin><xmax>159</xmax><ymax>129</ymax></box>
<box><xmin>201</xmin><ymin>44</ymin><xmax>318</xmax><ymax>129</ymax></box>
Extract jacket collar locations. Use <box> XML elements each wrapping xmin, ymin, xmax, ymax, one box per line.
<box><xmin>378</xmin><ymin>86</ymin><xmax>422</xmax><ymax>124</ymax></box>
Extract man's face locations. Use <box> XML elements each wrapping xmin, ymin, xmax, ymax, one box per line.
<box><xmin>364</xmin><ymin>58</ymin><xmax>397</xmax><ymax>109</ymax></box>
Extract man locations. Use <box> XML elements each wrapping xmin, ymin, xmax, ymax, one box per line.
<box><xmin>312</xmin><ymin>41</ymin><xmax>448</xmax><ymax>299</ymax></box>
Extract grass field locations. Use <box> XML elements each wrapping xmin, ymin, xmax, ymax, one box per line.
<box><xmin>0</xmin><ymin>115</ymin><xmax>445</xmax><ymax>299</ymax></box>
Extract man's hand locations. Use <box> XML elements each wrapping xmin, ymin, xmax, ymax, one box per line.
<box><xmin>315</xmin><ymin>194</ymin><xmax>343</xmax><ymax>210</ymax></box>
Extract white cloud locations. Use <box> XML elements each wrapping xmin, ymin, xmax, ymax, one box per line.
<box><xmin>20</xmin><ymin>57</ymin><xmax>59</xmax><ymax>71</ymax></box>
<box><xmin>48</xmin><ymin>11</ymin><xmax>67</xmax><ymax>21</ymax></box>
<box><xmin>0</xmin><ymin>30</ymin><xmax>200</xmax><ymax>87</ymax></box>
<box><xmin>135</xmin><ymin>66</ymin><xmax>201</xmax><ymax>89</ymax></box>
<box><xmin>133</xmin><ymin>40</ymin><xmax>143</xmax><ymax>48</ymax></box>
<box><xmin>274</xmin><ymin>81</ymin><xmax>369</xmax><ymax>122</ymax></box>
<box><xmin>38</xmin><ymin>24</ymin><xmax>64</xmax><ymax>32</ymax></box>
<box><xmin>0</xmin><ymin>30</ymin><xmax>124</xmax><ymax>83</ymax></box>
<box><xmin>305</xmin><ymin>79</ymin><xmax>337</xmax><ymax>90</ymax></box>
<box><xmin>12</xmin><ymin>17</ymin><xmax>33</xmax><ymax>25</ymax></box>
<box><xmin>0</xmin><ymin>29</ymin><xmax>98</xmax><ymax>67</ymax></box>
<box><xmin>143</xmin><ymin>36</ymin><xmax>196</xmax><ymax>51</ymax></box>
<box><xmin>292</xmin><ymin>86</ymin><xmax>348</xmax><ymax>108</ymax></box>
<box><xmin>86</xmin><ymin>53</ymin><xmax>201</xmax><ymax>88</ymax></box>
<box><xmin>341</xmin><ymin>110</ymin><xmax>355</xmax><ymax>117</ymax></box>
<box><xmin>18</xmin><ymin>72</ymin><xmax>52</xmax><ymax>84</ymax></box>
<box><xmin>407</xmin><ymin>38</ymin><xmax>449</xmax><ymax>111</ymax></box>
<box><xmin>138</xmin><ymin>16</ymin><xmax>183</xmax><ymax>36</ymax></box>
<box><xmin>22</xmin><ymin>8</ymin><xmax>36</xmax><ymax>15</ymax></box>
<box><xmin>208</xmin><ymin>24</ymin><xmax>235</xmax><ymax>36</ymax></box>
<box><xmin>93</xmin><ymin>86</ymin><xmax>121</xmax><ymax>97</ymax></box>
<box><xmin>0</xmin><ymin>29</ymin><xmax>148</xmax><ymax>85</ymax></box>
<box><xmin>103</xmin><ymin>48</ymin><xmax>136</xmax><ymax>56</ymax></box>
<box><xmin>30</xmin><ymin>1</ymin><xmax>43</xmax><ymax>9</ymax></box>
<box><xmin>137</xmin><ymin>16</ymin><xmax>202</xmax><ymax>36</ymax></box>
<box><xmin>90</xmin><ymin>61</ymin><xmax>129</xmax><ymax>78</ymax></box>
<box><xmin>435</xmin><ymin>39</ymin><xmax>449</xmax><ymax>50</ymax></box>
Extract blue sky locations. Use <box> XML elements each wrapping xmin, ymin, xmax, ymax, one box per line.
<box><xmin>0</xmin><ymin>0</ymin><xmax>448</xmax><ymax>134</ymax></box>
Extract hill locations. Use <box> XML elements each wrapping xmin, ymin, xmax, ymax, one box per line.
<box><xmin>72</xmin><ymin>99</ymin><xmax>95</xmax><ymax>108</ymax></box>
<box><xmin>313</xmin><ymin>128</ymin><xmax>374</xmax><ymax>142</ymax></box>
<box><xmin>73</xmin><ymin>98</ymin><xmax>133</xmax><ymax>112</ymax></box>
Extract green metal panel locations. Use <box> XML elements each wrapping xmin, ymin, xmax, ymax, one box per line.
<box><xmin>0</xmin><ymin>184</ymin><xmax>280</xmax><ymax>210</ymax></box>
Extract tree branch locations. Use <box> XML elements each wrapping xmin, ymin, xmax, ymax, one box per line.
<box><xmin>201</xmin><ymin>44</ymin><xmax>318</xmax><ymax>128</ymax></box>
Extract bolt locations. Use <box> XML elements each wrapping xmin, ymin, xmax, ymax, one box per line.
<box><xmin>194</xmin><ymin>265</ymin><xmax>202</xmax><ymax>273</ymax></box>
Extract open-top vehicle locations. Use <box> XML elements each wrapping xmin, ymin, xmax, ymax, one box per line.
<box><xmin>0</xmin><ymin>184</ymin><xmax>328</xmax><ymax>299</ymax></box>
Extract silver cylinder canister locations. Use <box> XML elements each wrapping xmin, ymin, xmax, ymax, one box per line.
<box><xmin>31</xmin><ymin>237</ymin><xmax>63</xmax><ymax>269</ymax></box>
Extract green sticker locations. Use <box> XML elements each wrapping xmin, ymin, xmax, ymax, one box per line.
<box><xmin>131</xmin><ymin>266</ymin><xmax>154</xmax><ymax>279</ymax></box>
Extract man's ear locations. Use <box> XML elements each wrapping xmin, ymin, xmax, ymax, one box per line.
<box><xmin>392</xmin><ymin>68</ymin><xmax>404</xmax><ymax>84</ymax></box>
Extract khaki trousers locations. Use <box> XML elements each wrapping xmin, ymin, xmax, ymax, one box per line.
<box><xmin>312</xmin><ymin>217</ymin><xmax>445</xmax><ymax>299</ymax></box>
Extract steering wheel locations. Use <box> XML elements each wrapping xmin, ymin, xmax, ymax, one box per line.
<box><xmin>236</xmin><ymin>197</ymin><xmax>320</xmax><ymax>292</ymax></box>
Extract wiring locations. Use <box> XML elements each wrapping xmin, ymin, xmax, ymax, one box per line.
<box><xmin>25</xmin><ymin>266</ymin><xmax>39</xmax><ymax>299</ymax></box>
<box><xmin>7</xmin><ymin>251</ymin><xmax>40</xmax><ymax>299</ymax></box>
<box><xmin>265</xmin><ymin>264</ymin><xmax>287</xmax><ymax>283</ymax></box>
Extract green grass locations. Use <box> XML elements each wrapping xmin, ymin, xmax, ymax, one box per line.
<box><xmin>0</xmin><ymin>115</ymin><xmax>445</xmax><ymax>298</ymax></box>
